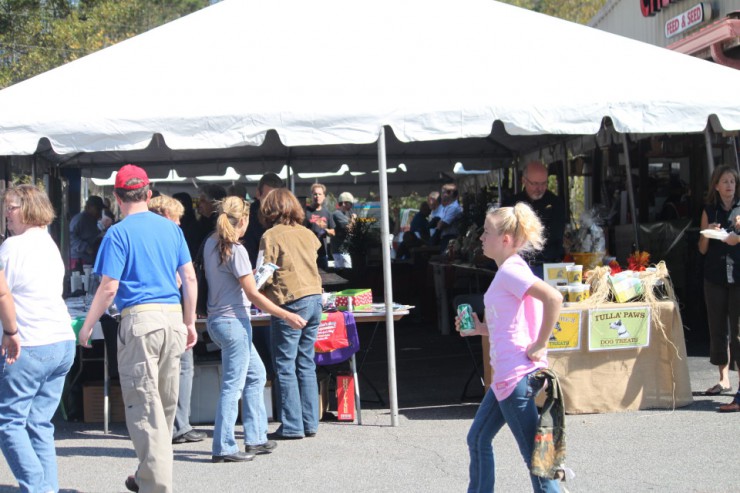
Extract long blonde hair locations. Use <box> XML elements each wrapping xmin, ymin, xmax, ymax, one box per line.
<box><xmin>488</xmin><ymin>202</ymin><xmax>545</xmax><ymax>256</ymax></box>
<box><xmin>215</xmin><ymin>196</ymin><xmax>250</xmax><ymax>264</ymax></box>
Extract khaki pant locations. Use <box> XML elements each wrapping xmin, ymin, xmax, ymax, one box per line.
<box><xmin>118</xmin><ymin>304</ymin><xmax>187</xmax><ymax>493</ymax></box>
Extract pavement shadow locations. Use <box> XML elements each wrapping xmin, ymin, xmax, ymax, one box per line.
<box><xmin>399</xmin><ymin>403</ymin><xmax>479</xmax><ymax>421</ymax></box>
<box><xmin>55</xmin><ymin>445</ymin><xmax>135</xmax><ymax>459</ymax></box>
<box><xmin>677</xmin><ymin>396</ymin><xmax>734</xmax><ymax>413</ymax></box>
<box><xmin>173</xmin><ymin>451</ymin><xmax>213</xmax><ymax>463</ymax></box>
<box><xmin>0</xmin><ymin>486</ymin><xmax>81</xmax><ymax>493</ymax></box>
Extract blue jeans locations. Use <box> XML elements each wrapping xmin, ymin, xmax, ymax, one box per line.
<box><xmin>172</xmin><ymin>348</ymin><xmax>194</xmax><ymax>439</ymax></box>
<box><xmin>242</xmin><ymin>344</ymin><xmax>268</xmax><ymax>446</ymax></box>
<box><xmin>0</xmin><ymin>340</ymin><xmax>75</xmax><ymax>493</ymax></box>
<box><xmin>271</xmin><ymin>294</ymin><xmax>322</xmax><ymax>437</ymax></box>
<box><xmin>467</xmin><ymin>373</ymin><xmax>560</xmax><ymax>493</ymax></box>
<box><xmin>207</xmin><ymin>317</ymin><xmax>268</xmax><ymax>454</ymax></box>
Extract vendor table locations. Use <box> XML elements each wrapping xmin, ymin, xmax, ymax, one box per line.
<box><xmin>64</xmin><ymin>298</ymin><xmax>111</xmax><ymax>431</ymax></box>
<box><xmin>196</xmin><ymin>308</ymin><xmax>410</xmax><ymax>425</ymax></box>
<box><xmin>428</xmin><ymin>260</ymin><xmax>496</xmax><ymax>335</ymax></box>
<box><xmin>482</xmin><ymin>300</ymin><xmax>693</xmax><ymax>413</ymax></box>
<box><xmin>553</xmin><ymin>300</ymin><xmax>692</xmax><ymax>413</ymax></box>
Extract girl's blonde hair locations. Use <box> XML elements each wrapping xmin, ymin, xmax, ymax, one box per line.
<box><xmin>216</xmin><ymin>196</ymin><xmax>250</xmax><ymax>264</ymax></box>
<box><xmin>487</xmin><ymin>202</ymin><xmax>545</xmax><ymax>256</ymax></box>
<box><xmin>148</xmin><ymin>195</ymin><xmax>184</xmax><ymax>221</ymax></box>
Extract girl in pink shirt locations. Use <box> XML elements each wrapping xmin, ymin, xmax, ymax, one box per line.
<box><xmin>458</xmin><ymin>203</ymin><xmax>562</xmax><ymax>493</ymax></box>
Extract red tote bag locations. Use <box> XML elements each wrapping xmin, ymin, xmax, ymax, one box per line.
<box><xmin>314</xmin><ymin>311</ymin><xmax>350</xmax><ymax>353</ymax></box>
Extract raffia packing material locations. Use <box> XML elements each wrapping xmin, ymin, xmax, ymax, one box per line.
<box><xmin>608</xmin><ymin>271</ymin><xmax>644</xmax><ymax>303</ymax></box>
<box><xmin>334</xmin><ymin>289</ymin><xmax>372</xmax><ymax>311</ymax></box>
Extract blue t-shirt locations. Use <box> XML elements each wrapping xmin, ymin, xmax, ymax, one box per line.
<box><xmin>95</xmin><ymin>211</ymin><xmax>191</xmax><ymax>310</ymax></box>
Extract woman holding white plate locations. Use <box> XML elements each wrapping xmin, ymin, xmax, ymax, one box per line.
<box><xmin>698</xmin><ymin>165</ymin><xmax>740</xmax><ymax>411</ymax></box>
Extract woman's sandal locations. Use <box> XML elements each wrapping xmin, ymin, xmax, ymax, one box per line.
<box><xmin>705</xmin><ymin>383</ymin><xmax>732</xmax><ymax>396</ymax></box>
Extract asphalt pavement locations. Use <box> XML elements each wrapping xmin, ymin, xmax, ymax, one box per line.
<box><xmin>0</xmin><ymin>318</ymin><xmax>736</xmax><ymax>493</ymax></box>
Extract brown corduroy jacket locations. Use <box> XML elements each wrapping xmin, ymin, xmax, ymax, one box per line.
<box><xmin>259</xmin><ymin>224</ymin><xmax>322</xmax><ymax>306</ymax></box>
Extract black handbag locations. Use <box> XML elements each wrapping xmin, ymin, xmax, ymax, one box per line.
<box><xmin>193</xmin><ymin>237</ymin><xmax>209</xmax><ymax>317</ymax></box>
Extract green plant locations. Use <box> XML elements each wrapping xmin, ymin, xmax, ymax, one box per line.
<box><xmin>341</xmin><ymin>217</ymin><xmax>380</xmax><ymax>261</ymax></box>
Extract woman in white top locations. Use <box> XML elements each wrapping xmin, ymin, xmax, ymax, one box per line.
<box><xmin>0</xmin><ymin>184</ymin><xmax>76</xmax><ymax>493</ymax></box>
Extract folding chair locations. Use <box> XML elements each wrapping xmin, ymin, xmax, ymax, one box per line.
<box><xmin>453</xmin><ymin>294</ymin><xmax>486</xmax><ymax>401</ymax></box>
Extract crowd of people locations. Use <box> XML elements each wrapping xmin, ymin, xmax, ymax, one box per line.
<box><xmin>2</xmin><ymin>158</ymin><xmax>739</xmax><ymax>493</ymax></box>
<box><xmin>0</xmin><ymin>165</ymin><xmax>344</xmax><ymax>493</ymax></box>
<box><xmin>0</xmin><ymin>161</ymin><xmax>567</xmax><ymax>492</ymax></box>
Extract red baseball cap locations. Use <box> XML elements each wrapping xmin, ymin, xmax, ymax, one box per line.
<box><xmin>115</xmin><ymin>164</ymin><xmax>150</xmax><ymax>190</ymax></box>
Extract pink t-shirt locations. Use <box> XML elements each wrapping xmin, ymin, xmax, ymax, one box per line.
<box><xmin>484</xmin><ymin>254</ymin><xmax>548</xmax><ymax>400</ymax></box>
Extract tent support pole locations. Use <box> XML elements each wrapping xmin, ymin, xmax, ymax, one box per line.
<box><xmin>704</xmin><ymin>126</ymin><xmax>715</xmax><ymax>176</ymax></box>
<box><xmin>377</xmin><ymin>127</ymin><xmax>399</xmax><ymax>427</ymax></box>
<box><xmin>286</xmin><ymin>150</ymin><xmax>294</xmax><ymax>193</ymax></box>
<box><xmin>731</xmin><ymin>136</ymin><xmax>740</xmax><ymax>173</ymax></box>
<box><xmin>561</xmin><ymin>144</ymin><xmax>571</xmax><ymax>224</ymax></box>
<box><xmin>621</xmin><ymin>134</ymin><xmax>640</xmax><ymax>251</ymax></box>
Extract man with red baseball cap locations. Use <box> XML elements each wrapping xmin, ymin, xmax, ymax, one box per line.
<box><xmin>78</xmin><ymin>164</ymin><xmax>197</xmax><ymax>493</ymax></box>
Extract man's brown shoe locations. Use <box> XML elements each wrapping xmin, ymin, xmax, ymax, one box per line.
<box><xmin>718</xmin><ymin>401</ymin><xmax>740</xmax><ymax>412</ymax></box>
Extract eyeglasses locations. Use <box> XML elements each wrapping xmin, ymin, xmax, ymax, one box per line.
<box><xmin>442</xmin><ymin>188</ymin><xmax>456</xmax><ymax>194</ymax></box>
<box><xmin>524</xmin><ymin>176</ymin><xmax>548</xmax><ymax>188</ymax></box>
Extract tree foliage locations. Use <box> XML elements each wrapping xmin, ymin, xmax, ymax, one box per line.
<box><xmin>0</xmin><ymin>0</ymin><xmax>208</xmax><ymax>88</ymax></box>
<box><xmin>499</xmin><ymin>0</ymin><xmax>608</xmax><ymax>25</ymax></box>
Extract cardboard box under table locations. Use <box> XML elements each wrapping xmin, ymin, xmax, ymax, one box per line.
<box><xmin>190</xmin><ymin>361</ymin><xmax>274</xmax><ymax>425</ymax></box>
<box><xmin>83</xmin><ymin>381</ymin><xmax>126</xmax><ymax>423</ymax></box>
<box><xmin>482</xmin><ymin>301</ymin><xmax>693</xmax><ymax>413</ymax></box>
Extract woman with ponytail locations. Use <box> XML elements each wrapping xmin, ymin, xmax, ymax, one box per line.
<box><xmin>457</xmin><ymin>203</ymin><xmax>562</xmax><ymax>493</ymax></box>
<box><xmin>204</xmin><ymin>196</ymin><xmax>307</xmax><ymax>463</ymax></box>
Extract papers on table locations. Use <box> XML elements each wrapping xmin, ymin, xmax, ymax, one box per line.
<box><xmin>351</xmin><ymin>303</ymin><xmax>413</xmax><ymax>313</ymax></box>
<box><xmin>65</xmin><ymin>297</ymin><xmax>103</xmax><ymax>340</ymax></box>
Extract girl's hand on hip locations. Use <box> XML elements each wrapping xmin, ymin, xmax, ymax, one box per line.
<box><xmin>526</xmin><ymin>342</ymin><xmax>547</xmax><ymax>362</ymax></box>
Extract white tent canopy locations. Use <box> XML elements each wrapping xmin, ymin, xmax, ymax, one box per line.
<box><xmin>4</xmin><ymin>0</ymin><xmax>740</xmax><ymax>425</ymax></box>
<box><xmin>3</xmin><ymin>0</ymin><xmax>740</xmax><ymax>162</ymax></box>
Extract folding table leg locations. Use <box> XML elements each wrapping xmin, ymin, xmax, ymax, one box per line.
<box><xmin>103</xmin><ymin>343</ymin><xmax>109</xmax><ymax>434</ymax></box>
<box><xmin>350</xmin><ymin>353</ymin><xmax>362</xmax><ymax>425</ymax></box>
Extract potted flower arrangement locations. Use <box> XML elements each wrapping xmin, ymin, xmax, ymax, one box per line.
<box><xmin>341</xmin><ymin>217</ymin><xmax>380</xmax><ymax>268</ymax></box>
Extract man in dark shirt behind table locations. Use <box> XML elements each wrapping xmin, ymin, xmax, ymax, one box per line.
<box><xmin>243</xmin><ymin>172</ymin><xmax>285</xmax><ymax>266</ymax></box>
<box><xmin>502</xmin><ymin>160</ymin><xmax>566</xmax><ymax>279</ymax></box>
<box><xmin>69</xmin><ymin>195</ymin><xmax>105</xmax><ymax>270</ymax></box>
<box><xmin>304</xmin><ymin>183</ymin><xmax>335</xmax><ymax>270</ymax></box>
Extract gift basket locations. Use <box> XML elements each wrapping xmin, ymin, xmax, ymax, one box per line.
<box><xmin>565</xmin><ymin>208</ymin><xmax>606</xmax><ymax>271</ymax></box>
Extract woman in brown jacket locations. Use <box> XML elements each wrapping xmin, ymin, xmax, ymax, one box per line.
<box><xmin>259</xmin><ymin>189</ymin><xmax>323</xmax><ymax>438</ymax></box>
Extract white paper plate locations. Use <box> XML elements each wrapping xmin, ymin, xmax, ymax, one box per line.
<box><xmin>700</xmin><ymin>229</ymin><xmax>729</xmax><ymax>240</ymax></box>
